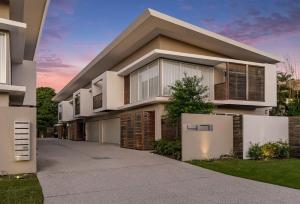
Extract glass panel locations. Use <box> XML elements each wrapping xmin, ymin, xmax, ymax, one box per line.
<box><xmin>214</xmin><ymin>63</ymin><xmax>227</xmax><ymax>100</ymax></box>
<box><xmin>138</xmin><ymin>67</ymin><xmax>149</xmax><ymax>101</ymax></box>
<box><xmin>148</xmin><ymin>61</ymin><xmax>159</xmax><ymax>98</ymax></box>
<box><xmin>162</xmin><ymin>60</ymin><xmax>180</xmax><ymax>96</ymax></box>
<box><xmin>228</xmin><ymin>63</ymin><xmax>247</xmax><ymax>100</ymax></box>
<box><xmin>201</xmin><ymin>66</ymin><xmax>213</xmax><ymax>99</ymax></box>
<box><xmin>0</xmin><ymin>33</ymin><xmax>6</xmax><ymax>84</ymax></box>
<box><xmin>248</xmin><ymin>66</ymin><xmax>265</xmax><ymax>101</ymax></box>
<box><xmin>130</xmin><ymin>71</ymin><xmax>139</xmax><ymax>103</ymax></box>
<box><xmin>181</xmin><ymin>63</ymin><xmax>200</xmax><ymax>78</ymax></box>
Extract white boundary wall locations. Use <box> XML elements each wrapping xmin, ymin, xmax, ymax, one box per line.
<box><xmin>181</xmin><ymin>114</ymin><xmax>233</xmax><ymax>161</ymax></box>
<box><xmin>242</xmin><ymin>115</ymin><xmax>288</xmax><ymax>159</ymax></box>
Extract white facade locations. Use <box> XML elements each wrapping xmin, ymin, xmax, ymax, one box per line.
<box><xmin>58</xmin><ymin>100</ymin><xmax>73</xmax><ymax>122</ymax></box>
<box><xmin>92</xmin><ymin>71</ymin><xmax>124</xmax><ymax>112</ymax></box>
<box><xmin>242</xmin><ymin>115</ymin><xmax>289</xmax><ymax>159</ymax></box>
<box><xmin>73</xmin><ymin>89</ymin><xmax>93</xmax><ymax>117</ymax></box>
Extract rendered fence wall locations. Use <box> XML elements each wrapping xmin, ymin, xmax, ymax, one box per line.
<box><xmin>242</xmin><ymin>115</ymin><xmax>288</xmax><ymax>159</ymax></box>
<box><xmin>181</xmin><ymin>114</ymin><xmax>233</xmax><ymax>161</ymax></box>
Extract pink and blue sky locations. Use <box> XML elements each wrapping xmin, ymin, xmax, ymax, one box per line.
<box><xmin>37</xmin><ymin>0</ymin><xmax>300</xmax><ymax>91</ymax></box>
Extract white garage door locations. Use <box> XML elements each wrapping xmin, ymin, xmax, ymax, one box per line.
<box><xmin>102</xmin><ymin>118</ymin><xmax>120</xmax><ymax>144</ymax></box>
<box><xmin>86</xmin><ymin>121</ymin><xmax>100</xmax><ymax>142</ymax></box>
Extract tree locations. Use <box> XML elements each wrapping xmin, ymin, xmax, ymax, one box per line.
<box><xmin>37</xmin><ymin>87</ymin><xmax>58</xmax><ymax>137</ymax></box>
<box><xmin>287</xmin><ymin>99</ymin><xmax>300</xmax><ymax>116</ymax></box>
<box><xmin>165</xmin><ymin>74</ymin><xmax>214</xmax><ymax>120</ymax></box>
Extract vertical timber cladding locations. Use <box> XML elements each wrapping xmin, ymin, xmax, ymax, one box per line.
<box><xmin>233</xmin><ymin>115</ymin><xmax>243</xmax><ymax>158</ymax></box>
<box><xmin>289</xmin><ymin>117</ymin><xmax>300</xmax><ymax>157</ymax></box>
<box><xmin>121</xmin><ymin>111</ymin><xmax>155</xmax><ymax>150</ymax></box>
<box><xmin>124</xmin><ymin>75</ymin><xmax>130</xmax><ymax>105</ymax></box>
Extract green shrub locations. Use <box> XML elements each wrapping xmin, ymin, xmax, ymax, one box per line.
<box><xmin>287</xmin><ymin>99</ymin><xmax>300</xmax><ymax>116</ymax></box>
<box><xmin>248</xmin><ymin>143</ymin><xmax>262</xmax><ymax>160</ymax></box>
<box><xmin>248</xmin><ymin>141</ymin><xmax>289</xmax><ymax>160</ymax></box>
<box><xmin>153</xmin><ymin>139</ymin><xmax>181</xmax><ymax>160</ymax></box>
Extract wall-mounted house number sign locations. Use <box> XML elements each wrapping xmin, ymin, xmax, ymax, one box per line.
<box><xmin>186</xmin><ymin>124</ymin><xmax>213</xmax><ymax>132</ymax></box>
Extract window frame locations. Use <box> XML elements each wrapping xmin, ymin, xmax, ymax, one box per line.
<box><xmin>0</xmin><ymin>31</ymin><xmax>7</xmax><ymax>84</ymax></box>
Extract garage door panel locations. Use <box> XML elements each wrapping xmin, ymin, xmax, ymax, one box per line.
<box><xmin>102</xmin><ymin>118</ymin><xmax>120</xmax><ymax>144</ymax></box>
<box><xmin>86</xmin><ymin>121</ymin><xmax>100</xmax><ymax>142</ymax></box>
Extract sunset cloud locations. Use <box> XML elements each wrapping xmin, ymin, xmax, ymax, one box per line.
<box><xmin>218</xmin><ymin>2</ymin><xmax>300</xmax><ymax>44</ymax></box>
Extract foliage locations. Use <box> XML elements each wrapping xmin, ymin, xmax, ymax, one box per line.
<box><xmin>286</xmin><ymin>99</ymin><xmax>300</xmax><ymax>116</ymax></box>
<box><xmin>165</xmin><ymin>74</ymin><xmax>214</xmax><ymax>120</ymax></box>
<box><xmin>37</xmin><ymin>87</ymin><xmax>58</xmax><ymax>134</ymax></box>
<box><xmin>248</xmin><ymin>141</ymin><xmax>289</xmax><ymax>160</ymax></box>
<box><xmin>189</xmin><ymin>159</ymin><xmax>300</xmax><ymax>189</ymax></box>
<box><xmin>0</xmin><ymin>174</ymin><xmax>43</xmax><ymax>203</ymax></box>
<box><xmin>153</xmin><ymin>139</ymin><xmax>181</xmax><ymax>160</ymax></box>
<box><xmin>248</xmin><ymin>143</ymin><xmax>262</xmax><ymax>160</ymax></box>
<box><xmin>271</xmin><ymin>72</ymin><xmax>294</xmax><ymax>116</ymax></box>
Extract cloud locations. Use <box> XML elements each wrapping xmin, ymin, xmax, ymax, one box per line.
<box><xmin>37</xmin><ymin>71</ymin><xmax>77</xmax><ymax>91</ymax></box>
<box><xmin>218</xmin><ymin>3</ymin><xmax>300</xmax><ymax>44</ymax></box>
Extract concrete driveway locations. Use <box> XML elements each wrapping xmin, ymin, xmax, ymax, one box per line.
<box><xmin>37</xmin><ymin>138</ymin><xmax>300</xmax><ymax>204</ymax></box>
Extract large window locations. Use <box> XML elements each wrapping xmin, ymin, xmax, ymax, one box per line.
<box><xmin>162</xmin><ymin>59</ymin><xmax>213</xmax><ymax>98</ymax></box>
<box><xmin>214</xmin><ymin>63</ymin><xmax>265</xmax><ymax>101</ymax></box>
<box><xmin>228</xmin><ymin>63</ymin><xmax>247</xmax><ymax>100</ymax></box>
<box><xmin>248</xmin><ymin>66</ymin><xmax>265</xmax><ymax>101</ymax></box>
<box><xmin>130</xmin><ymin>60</ymin><xmax>159</xmax><ymax>103</ymax></box>
<box><xmin>0</xmin><ymin>32</ymin><xmax>6</xmax><ymax>84</ymax></box>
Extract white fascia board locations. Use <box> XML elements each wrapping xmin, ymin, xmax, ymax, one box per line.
<box><xmin>33</xmin><ymin>0</ymin><xmax>51</xmax><ymax>61</ymax></box>
<box><xmin>0</xmin><ymin>18</ymin><xmax>27</xmax><ymax>63</ymax></box>
<box><xmin>0</xmin><ymin>84</ymin><xmax>26</xmax><ymax>95</ymax></box>
<box><xmin>117</xmin><ymin>49</ymin><xmax>269</xmax><ymax>76</ymax></box>
<box><xmin>148</xmin><ymin>9</ymin><xmax>282</xmax><ymax>62</ymax></box>
<box><xmin>118</xmin><ymin>97</ymin><xmax>169</xmax><ymax>110</ymax></box>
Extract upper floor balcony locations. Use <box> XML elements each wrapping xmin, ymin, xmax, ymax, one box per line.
<box><xmin>91</xmin><ymin>71</ymin><xmax>124</xmax><ymax>112</ymax></box>
<box><xmin>117</xmin><ymin>50</ymin><xmax>276</xmax><ymax>109</ymax></box>
<box><xmin>58</xmin><ymin>100</ymin><xmax>73</xmax><ymax>122</ymax></box>
<box><xmin>73</xmin><ymin>89</ymin><xmax>93</xmax><ymax>117</ymax></box>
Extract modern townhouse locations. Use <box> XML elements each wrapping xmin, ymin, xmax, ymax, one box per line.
<box><xmin>53</xmin><ymin>9</ymin><xmax>280</xmax><ymax>151</ymax></box>
<box><xmin>0</xmin><ymin>0</ymin><xmax>49</xmax><ymax>174</ymax></box>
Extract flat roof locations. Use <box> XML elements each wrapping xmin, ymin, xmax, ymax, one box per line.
<box><xmin>53</xmin><ymin>8</ymin><xmax>281</xmax><ymax>102</ymax></box>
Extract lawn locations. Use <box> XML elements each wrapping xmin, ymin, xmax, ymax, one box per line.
<box><xmin>189</xmin><ymin>159</ymin><xmax>300</xmax><ymax>189</ymax></box>
<box><xmin>0</xmin><ymin>174</ymin><xmax>43</xmax><ymax>204</ymax></box>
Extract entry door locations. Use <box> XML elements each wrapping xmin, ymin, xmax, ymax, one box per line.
<box><xmin>102</xmin><ymin>118</ymin><xmax>120</xmax><ymax>144</ymax></box>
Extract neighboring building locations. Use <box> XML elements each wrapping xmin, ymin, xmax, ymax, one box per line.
<box><xmin>53</xmin><ymin>9</ymin><xmax>281</xmax><ymax>150</ymax></box>
<box><xmin>0</xmin><ymin>0</ymin><xmax>49</xmax><ymax>174</ymax></box>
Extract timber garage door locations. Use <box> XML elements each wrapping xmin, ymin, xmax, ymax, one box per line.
<box><xmin>86</xmin><ymin>121</ymin><xmax>100</xmax><ymax>142</ymax></box>
<box><xmin>121</xmin><ymin>111</ymin><xmax>155</xmax><ymax>150</ymax></box>
<box><xmin>102</xmin><ymin>118</ymin><xmax>120</xmax><ymax>144</ymax></box>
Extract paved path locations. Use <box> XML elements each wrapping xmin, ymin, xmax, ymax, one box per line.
<box><xmin>37</xmin><ymin>138</ymin><xmax>300</xmax><ymax>204</ymax></box>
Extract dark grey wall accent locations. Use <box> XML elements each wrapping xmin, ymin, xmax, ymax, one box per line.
<box><xmin>289</xmin><ymin>117</ymin><xmax>300</xmax><ymax>157</ymax></box>
<box><xmin>233</xmin><ymin>115</ymin><xmax>243</xmax><ymax>158</ymax></box>
<box><xmin>12</xmin><ymin>60</ymin><xmax>36</xmax><ymax>106</ymax></box>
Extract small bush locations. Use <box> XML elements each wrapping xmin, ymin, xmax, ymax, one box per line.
<box><xmin>153</xmin><ymin>139</ymin><xmax>181</xmax><ymax>160</ymax></box>
<box><xmin>248</xmin><ymin>143</ymin><xmax>262</xmax><ymax>160</ymax></box>
<box><xmin>248</xmin><ymin>141</ymin><xmax>289</xmax><ymax>160</ymax></box>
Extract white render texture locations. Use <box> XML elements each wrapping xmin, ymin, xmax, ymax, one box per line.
<box><xmin>73</xmin><ymin>89</ymin><xmax>93</xmax><ymax>117</ymax></box>
<box><xmin>58</xmin><ymin>101</ymin><xmax>73</xmax><ymax>122</ymax></box>
<box><xmin>181</xmin><ymin>114</ymin><xmax>233</xmax><ymax>161</ymax></box>
<box><xmin>92</xmin><ymin>71</ymin><xmax>124</xmax><ymax>112</ymax></box>
<box><xmin>242</xmin><ymin>115</ymin><xmax>289</xmax><ymax>159</ymax></box>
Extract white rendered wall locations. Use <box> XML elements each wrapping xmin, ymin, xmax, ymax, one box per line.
<box><xmin>59</xmin><ymin>101</ymin><xmax>73</xmax><ymax>122</ymax></box>
<box><xmin>242</xmin><ymin>115</ymin><xmax>288</xmax><ymax>159</ymax></box>
<box><xmin>181</xmin><ymin>114</ymin><xmax>233</xmax><ymax>161</ymax></box>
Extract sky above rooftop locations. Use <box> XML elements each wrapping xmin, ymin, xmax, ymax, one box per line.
<box><xmin>37</xmin><ymin>0</ymin><xmax>300</xmax><ymax>91</ymax></box>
